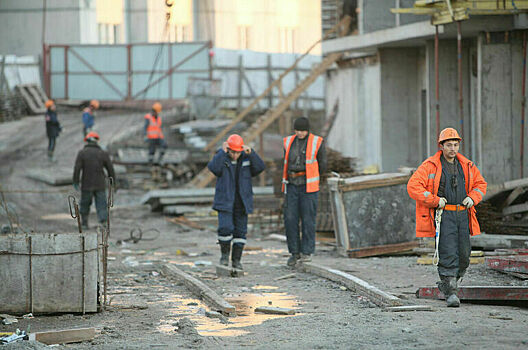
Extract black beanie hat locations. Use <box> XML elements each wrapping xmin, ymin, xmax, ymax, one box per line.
<box><xmin>293</xmin><ymin>117</ymin><xmax>310</xmax><ymax>131</ymax></box>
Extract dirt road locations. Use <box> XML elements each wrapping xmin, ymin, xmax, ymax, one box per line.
<box><xmin>1</xmin><ymin>111</ymin><xmax>527</xmax><ymax>349</ymax></box>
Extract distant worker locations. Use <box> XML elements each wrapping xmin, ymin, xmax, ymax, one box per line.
<box><xmin>44</xmin><ymin>99</ymin><xmax>62</xmax><ymax>161</ymax></box>
<box><xmin>208</xmin><ymin>134</ymin><xmax>265</xmax><ymax>269</ymax></box>
<box><xmin>73</xmin><ymin>131</ymin><xmax>116</xmax><ymax>230</ymax></box>
<box><xmin>282</xmin><ymin>117</ymin><xmax>326</xmax><ymax>267</ymax></box>
<box><xmin>407</xmin><ymin>127</ymin><xmax>487</xmax><ymax>307</ymax></box>
<box><xmin>144</xmin><ymin>102</ymin><xmax>167</xmax><ymax>165</ymax></box>
<box><xmin>82</xmin><ymin>99</ymin><xmax>99</xmax><ymax>136</ymax></box>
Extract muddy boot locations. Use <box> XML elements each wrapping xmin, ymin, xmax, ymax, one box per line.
<box><xmin>300</xmin><ymin>253</ymin><xmax>312</xmax><ymax>262</ymax></box>
<box><xmin>219</xmin><ymin>243</ymin><xmax>230</xmax><ymax>266</ymax></box>
<box><xmin>437</xmin><ymin>276</ymin><xmax>460</xmax><ymax>307</ymax></box>
<box><xmin>231</xmin><ymin>244</ymin><xmax>244</xmax><ymax>270</ymax></box>
<box><xmin>287</xmin><ymin>254</ymin><xmax>300</xmax><ymax>267</ymax></box>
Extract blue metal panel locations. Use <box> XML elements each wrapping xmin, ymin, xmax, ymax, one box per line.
<box><xmin>132</xmin><ymin>44</ymin><xmax>170</xmax><ymax>71</ymax></box>
<box><xmin>68</xmin><ymin>46</ymin><xmax>127</xmax><ymax>73</ymax></box>
<box><xmin>50</xmin><ymin>47</ymin><xmax>65</xmax><ymax>73</ymax></box>
<box><xmin>132</xmin><ymin>73</ymin><xmax>170</xmax><ymax>100</ymax></box>
<box><xmin>69</xmin><ymin>75</ymin><xmax>127</xmax><ymax>101</ymax></box>
<box><xmin>170</xmin><ymin>43</ymin><xmax>209</xmax><ymax>70</ymax></box>
<box><xmin>51</xmin><ymin>74</ymin><xmax>65</xmax><ymax>99</ymax></box>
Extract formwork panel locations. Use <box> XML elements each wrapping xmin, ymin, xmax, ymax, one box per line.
<box><xmin>0</xmin><ymin>232</ymin><xmax>99</xmax><ymax>314</ymax></box>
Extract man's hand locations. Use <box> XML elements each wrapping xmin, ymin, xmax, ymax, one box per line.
<box><xmin>242</xmin><ymin>145</ymin><xmax>251</xmax><ymax>154</ymax></box>
<box><xmin>73</xmin><ymin>183</ymin><xmax>80</xmax><ymax>192</ymax></box>
<box><xmin>462</xmin><ymin>196</ymin><xmax>474</xmax><ymax>208</ymax></box>
<box><xmin>222</xmin><ymin>142</ymin><xmax>228</xmax><ymax>153</ymax></box>
<box><xmin>438</xmin><ymin>197</ymin><xmax>447</xmax><ymax>209</ymax></box>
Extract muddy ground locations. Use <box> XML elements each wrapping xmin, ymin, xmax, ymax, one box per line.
<box><xmin>1</xmin><ymin>111</ymin><xmax>528</xmax><ymax>349</ymax></box>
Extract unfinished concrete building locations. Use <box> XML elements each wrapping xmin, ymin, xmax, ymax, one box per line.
<box><xmin>323</xmin><ymin>0</ymin><xmax>528</xmax><ymax>185</ymax></box>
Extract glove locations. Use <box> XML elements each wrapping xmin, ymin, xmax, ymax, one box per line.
<box><xmin>462</xmin><ymin>196</ymin><xmax>474</xmax><ymax>208</ymax></box>
<box><xmin>73</xmin><ymin>183</ymin><xmax>80</xmax><ymax>192</ymax></box>
<box><xmin>438</xmin><ymin>197</ymin><xmax>447</xmax><ymax>209</ymax></box>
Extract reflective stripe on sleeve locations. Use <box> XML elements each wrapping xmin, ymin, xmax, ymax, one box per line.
<box><xmin>423</xmin><ymin>191</ymin><xmax>431</xmax><ymax>197</ymax></box>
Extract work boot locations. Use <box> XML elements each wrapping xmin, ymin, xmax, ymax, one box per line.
<box><xmin>231</xmin><ymin>244</ymin><xmax>244</xmax><ymax>270</ymax></box>
<box><xmin>219</xmin><ymin>243</ymin><xmax>230</xmax><ymax>266</ymax></box>
<box><xmin>287</xmin><ymin>254</ymin><xmax>300</xmax><ymax>267</ymax></box>
<box><xmin>437</xmin><ymin>276</ymin><xmax>460</xmax><ymax>308</ymax></box>
<box><xmin>299</xmin><ymin>253</ymin><xmax>312</xmax><ymax>263</ymax></box>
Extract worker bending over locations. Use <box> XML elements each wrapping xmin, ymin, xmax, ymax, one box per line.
<box><xmin>407</xmin><ymin>128</ymin><xmax>486</xmax><ymax>307</ymax></box>
<box><xmin>208</xmin><ymin>134</ymin><xmax>265</xmax><ymax>269</ymax></box>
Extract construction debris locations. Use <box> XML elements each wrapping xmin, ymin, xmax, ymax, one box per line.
<box><xmin>385</xmin><ymin>305</ymin><xmax>434</xmax><ymax>312</ymax></box>
<box><xmin>215</xmin><ymin>264</ymin><xmax>246</xmax><ymax>278</ymax></box>
<box><xmin>486</xmin><ymin>255</ymin><xmax>528</xmax><ymax>275</ymax></box>
<box><xmin>347</xmin><ymin>241</ymin><xmax>419</xmax><ymax>258</ymax></box>
<box><xmin>28</xmin><ymin>327</ymin><xmax>96</xmax><ymax>345</ymax></box>
<box><xmin>254</xmin><ymin>306</ymin><xmax>295</xmax><ymax>315</ymax></box>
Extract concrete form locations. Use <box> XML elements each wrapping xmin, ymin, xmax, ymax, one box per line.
<box><xmin>0</xmin><ymin>232</ymin><xmax>99</xmax><ymax>314</ymax></box>
<box><xmin>324</xmin><ymin>12</ymin><xmax>528</xmax><ymax>184</ymax></box>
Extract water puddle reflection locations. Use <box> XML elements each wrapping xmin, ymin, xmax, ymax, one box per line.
<box><xmin>158</xmin><ymin>292</ymin><xmax>299</xmax><ymax>337</ymax></box>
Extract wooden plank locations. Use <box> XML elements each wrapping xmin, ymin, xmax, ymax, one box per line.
<box><xmin>29</xmin><ymin>327</ymin><xmax>95</xmax><ymax>345</ymax></box>
<box><xmin>254</xmin><ymin>306</ymin><xmax>295</xmax><ymax>315</ymax></box>
<box><xmin>484</xmin><ymin>177</ymin><xmax>528</xmax><ymax>201</ymax></box>
<box><xmin>417</xmin><ymin>256</ymin><xmax>485</xmax><ymax>265</ymax></box>
<box><xmin>339</xmin><ymin>174</ymin><xmax>411</xmax><ymax>192</ymax></box>
<box><xmin>416</xmin><ymin>286</ymin><xmax>528</xmax><ymax>301</ymax></box>
<box><xmin>499</xmin><ymin>186</ymin><xmax>527</xmax><ymax>209</ymax></box>
<box><xmin>161</xmin><ymin>264</ymin><xmax>236</xmax><ymax>315</ymax></box>
<box><xmin>215</xmin><ymin>264</ymin><xmax>245</xmax><ymax>278</ymax></box>
<box><xmin>386</xmin><ymin>305</ymin><xmax>433</xmax><ymax>312</ymax></box>
<box><xmin>301</xmin><ymin>262</ymin><xmax>403</xmax><ymax>307</ymax></box>
<box><xmin>503</xmin><ymin>202</ymin><xmax>528</xmax><ymax>216</ymax></box>
<box><xmin>347</xmin><ymin>241</ymin><xmax>419</xmax><ymax>258</ymax></box>
<box><xmin>486</xmin><ymin>256</ymin><xmax>528</xmax><ymax>274</ymax></box>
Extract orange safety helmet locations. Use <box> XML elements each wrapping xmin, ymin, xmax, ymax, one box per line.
<box><xmin>84</xmin><ymin>131</ymin><xmax>100</xmax><ymax>142</ymax></box>
<box><xmin>227</xmin><ymin>134</ymin><xmax>244</xmax><ymax>152</ymax></box>
<box><xmin>438</xmin><ymin>127</ymin><xmax>462</xmax><ymax>144</ymax></box>
<box><xmin>90</xmin><ymin>99</ymin><xmax>100</xmax><ymax>109</ymax></box>
<box><xmin>45</xmin><ymin>99</ymin><xmax>54</xmax><ymax>108</ymax></box>
<box><xmin>152</xmin><ymin>102</ymin><xmax>162</xmax><ymax>113</ymax></box>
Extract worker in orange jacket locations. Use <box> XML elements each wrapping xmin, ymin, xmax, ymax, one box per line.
<box><xmin>144</xmin><ymin>102</ymin><xmax>167</xmax><ymax>165</ymax></box>
<box><xmin>407</xmin><ymin>127</ymin><xmax>487</xmax><ymax>307</ymax></box>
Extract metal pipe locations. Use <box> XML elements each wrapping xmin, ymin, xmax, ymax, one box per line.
<box><xmin>522</xmin><ymin>31</ymin><xmax>527</xmax><ymax>177</ymax></box>
<box><xmin>435</xmin><ymin>26</ymin><xmax>440</xmax><ymax>144</ymax></box>
<box><xmin>29</xmin><ymin>236</ymin><xmax>33</xmax><ymax>314</ymax></box>
<box><xmin>457</xmin><ymin>21</ymin><xmax>464</xmax><ymax>153</ymax></box>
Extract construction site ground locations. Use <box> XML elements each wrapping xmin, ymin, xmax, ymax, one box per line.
<box><xmin>1</xmin><ymin>112</ymin><xmax>528</xmax><ymax>349</ymax></box>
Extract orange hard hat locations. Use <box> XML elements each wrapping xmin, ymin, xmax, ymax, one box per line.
<box><xmin>90</xmin><ymin>99</ymin><xmax>100</xmax><ymax>109</ymax></box>
<box><xmin>152</xmin><ymin>102</ymin><xmax>162</xmax><ymax>113</ymax></box>
<box><xmin>45</xmin><ymin>99</ymin><xmax>54</xmax><ymax>108</ymax></box>
<box><xmin>84</xmin><ymin>131</ymin><xmax>100</xmax><ymax>142</ymax></box>
<box><xmin>227</xmin><ymin>134</ymin><xmax>244</xmax><ymax>152</ymax></box>
<box><xmin>438</xmin><ymin>127</ymin><xmax>462</xmax><ymax>144</ymax></box>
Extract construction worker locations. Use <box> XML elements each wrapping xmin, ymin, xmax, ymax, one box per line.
<box><xmin>82</xmin><ymin>99</ymin><xmax>99</xmax><ymax>136</ymax></box>
<box><xmin>208</xmin><ymin>134</ymin><xmax>265</xmax><ymax>269</ymax></box>
<box><xmin>73</xmin><ymin>131</ymin><xmax>116</xmax><ymax>230</ymax></box>
<box><xmin>144</xmin><ymin>102</ymin><xmax>167</xmax><ymax>165</ymax></box>
<box><xmin>282</xmin><ymin>117</ymin><xmax>327</xmax><ymax>267</ymax></box>
<box><xmin>44</xmin><ymin>99</ymin><xmax>61</xmax><ymax>161</ymax></box>
<box><xmin>407</xmin><ymin>127</ymin><xmax>487</xmax><ymax>307</ymax></box>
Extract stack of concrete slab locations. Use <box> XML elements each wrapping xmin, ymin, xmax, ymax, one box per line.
<box><xmin>328</xmin><ymin>172</ymin><xmax>416</xmax><ymax>257</ymax></box>
<box><xmin>0</xmin><ymin>232</ymin><xmax>99</xmax><ymax>314</ymax></box>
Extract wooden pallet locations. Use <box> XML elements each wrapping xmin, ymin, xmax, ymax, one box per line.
<box><xmin>15</xmin><ymin>84</ymin><xmax>48</xmax><ymax>114</ymax></box>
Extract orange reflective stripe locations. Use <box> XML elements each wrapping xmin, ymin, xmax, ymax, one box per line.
<box><xmin>145</xmin><ymin>114</ymin><xmax>163</xmax><ymax>139</ymax></box>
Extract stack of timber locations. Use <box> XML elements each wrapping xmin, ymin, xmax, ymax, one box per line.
<box><xmin>328</xmin><ymin>172</ymin><xmax>418</xmax><ymax>257</ymax></box>
<box><xmin>477</xmin><ymin>177</ymin><xmax>528</xmax><ymax>235</ymax></box>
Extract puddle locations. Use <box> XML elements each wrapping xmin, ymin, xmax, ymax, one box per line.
<box><xmin>41</xmin><ymin>213</ymin><xmax>72</xmax><ymax>220</ymax></box>
<box><xmin>243</xmin><ymin>248</ymin><xmax>287</xmax><ymax>257</ymax></box>
<box><xmin>251</xmin><ymin>285</ymin><xmax>279</xmax><ymax>290</ymax></box>
<box><xmin>158</xmin><ymin>292</ymin><xmax>299</xmax><ymax>337</ymax></box>
<box><xmin>167</xmin><ymin>260</ymin><xmax>195</xmax><ymax>267</ymax></box>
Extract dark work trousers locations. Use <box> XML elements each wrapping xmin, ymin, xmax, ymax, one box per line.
<box><xmin>80</xmin><ymin>190</ymin><xmax>108</xmax><ymax>223</ymax></box>
<box><xmin>217</xmin><ymin>204</ymin><xmax>248</xmax><ymax>248</ymax></box>
<box><xmin>284</xmin><ymin>183</ymin><xmax>318</xmax><ymax>255</ymax></box>
<box><xmin>148</xmin><ymin>138</ymin><xmax>168</xmax><ymax>163</ymax></box>
<box><xmin>437</xmin><ymin>161</ymin><xmax>471</xmax><ymax>279</ymax></box>
<box><xmin>48</xmin><ymin>137</ymin><xmax>56</xmax><ymax>153</ymax></box>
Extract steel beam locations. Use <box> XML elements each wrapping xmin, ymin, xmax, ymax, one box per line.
<box><xmin>417</xmin><ymin>286</ymin><xmax>528</xmax><ymax>300</ymax></box>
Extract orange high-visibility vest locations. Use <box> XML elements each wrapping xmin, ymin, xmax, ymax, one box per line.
<box><xmin>282</xmin><ymin>133</ymin><xmax>323</xmax><ymax>193</ymax></box>
<box><xmin>144</xmin><ymin>113</ymin><xmax>164</xmax><ymax>139</ymax></box>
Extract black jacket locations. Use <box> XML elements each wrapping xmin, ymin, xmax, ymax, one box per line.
<box><xmin>45</xmin><ymin>110</ymin><xmax>61</xmax><ymax>138</ymax></box>
<box><xmin>73</xmin><ymin>143</ymin><xmax>116</xmax><ymax>191</ymax></box>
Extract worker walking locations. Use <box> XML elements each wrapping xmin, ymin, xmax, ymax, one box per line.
<box><xmin>282</xmin><ymin>117</ymin><xmax>327</xmax><ymax>267</ymax></box>
<box><xmin>208</xmin><ymin>134</ymin><xmax>265</xmax><ymax>269</ymax></box>
<box><xmin>144</xmin><ymin>102</ymin><xmax>167</xmax><ymax>165</ymax></box>
<box><xmin>82</xmin><ymin>99</ymin><xmax>99</xmax><ymax>136</ymax></box>
<box><xmin>73</xmin><ymin>131</ymin><xmax>116</xmax><ymax>230</ymax></box>
<box><xmin>44</xmin><ymin>99</ymin><xmax>61</xmax><ymax>161</ymax></box>
<box><xmin>407</xmin><ymin>128</ymin><xmax>486</xmax><ymax>307</ymax></box>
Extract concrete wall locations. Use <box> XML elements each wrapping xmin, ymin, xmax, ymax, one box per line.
<box><xmin>326</xmin><ymin>58</ymin><xmax>381</xmax><ymax>171</ymax></box>
<box><xmin>0</xmin><ymin>0</ymin><xmax>82</xmax><ymax>56</ymax></box>
<box><xmin>426</xmin><ymin>39</ymin><xmax>472</xmax><ymax>156</ymax></box>
<box><xmin>379</xmin><ymin>48</ymin><xmax>422</xmax><ymax>172</ymax></box>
